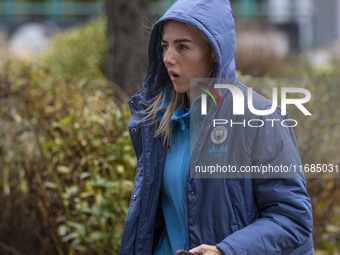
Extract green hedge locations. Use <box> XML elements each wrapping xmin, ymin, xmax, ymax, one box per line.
<box><xmin>0</xmin><ymin>18</ymin><xmax>135</xmax><ymax>255</ymax></box>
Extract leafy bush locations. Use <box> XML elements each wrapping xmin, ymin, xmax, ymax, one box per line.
<box><xmin>39</xmin><ymin>17</ymin><xmax>107</xmax><ymax>82</ymax></box>
<box><xmin>0</xmin><ymin>17</ymin><xmax>135</xmax><ymax>255</ymax></box>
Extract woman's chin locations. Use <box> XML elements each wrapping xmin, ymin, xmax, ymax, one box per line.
<box><xmin>172</xmin><ymin>85</ymin><xmax>190</xmax><ymax>94</ymax></box>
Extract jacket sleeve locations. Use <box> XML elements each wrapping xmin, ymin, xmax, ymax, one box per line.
<box><xmin>215</xmin><ymin>111</ymin><xmax>313</xmax><ymax>255</ymax></box>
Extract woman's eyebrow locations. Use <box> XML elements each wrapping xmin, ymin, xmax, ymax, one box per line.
<box><xmin>161</xmin><ymin>38</ymin><xmax>193</xmax><ymax>43</ymax></box>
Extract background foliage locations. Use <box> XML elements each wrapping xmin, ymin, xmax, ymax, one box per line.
<box><xmin>0</xmin><ymin>18</ymin><xmax>135</xmax><ymax>255</ymax></box>
<box><xmin>0</xmin><ymin>17</ymin><xmax>339</xmax><ymax>254</ymax></box>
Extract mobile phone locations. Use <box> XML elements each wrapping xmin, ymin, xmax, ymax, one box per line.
<box><xmin>174</xmin><ymin>249</ymin><xmax>199</xmax><ymax>255</ymax></box>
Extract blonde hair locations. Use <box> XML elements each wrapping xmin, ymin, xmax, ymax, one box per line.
<box><xmin>144</xmin><ymin>21</ymin><xmax>215</xmax><ymax>146</ymax></box>
<box><xmin>143</xmin><ymin>85</ymin><xmax>185</xmax><ymax>145</ymax></box>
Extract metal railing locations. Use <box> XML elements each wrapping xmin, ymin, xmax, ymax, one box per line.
<box><xmin>0</xmin><ymin>0</ymin><xmax>315</xmax><ymax>19</ymax></box>
<box><xmin>0</xmin><ymin>0</ymin><xmax>315</xmax><ymax>52</ymax></box>
<box><xmin>0</xmin><ymin>0</ymin><xmax>104</xmax><ymax>21</ymax></box>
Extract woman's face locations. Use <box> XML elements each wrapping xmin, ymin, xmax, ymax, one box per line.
<box><xmin>161</xmin><ymin>20</ymin><xmax>216</xmax><ymax>97</ymax></box>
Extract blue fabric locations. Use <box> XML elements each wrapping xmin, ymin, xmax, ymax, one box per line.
<box><xmin>153</xmin><ymin>90</ymin><xmax>204</xmax><ymax>255</ymax></box>
<box><xmin>119</xmin><ymin>0</ymin><xmax>314</xmax><ymax>254</ymax></box>
<box><xmin>154</xmin><ymin>92</ymin><xmax>190</xmax><ymax>255</ymax></box>
<box><xmin>153</xmin><ymin>230</ymin><xmax>172</xmax><ymax>255</ymax></box>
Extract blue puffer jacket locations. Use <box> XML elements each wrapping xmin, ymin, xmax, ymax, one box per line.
<box><xmin>119</xmin><ymin>0</ymin><xmax>314</xmax><ymax>254</ymax></box>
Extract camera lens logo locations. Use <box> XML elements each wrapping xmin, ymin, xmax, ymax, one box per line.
<box><xmin>197</xmin><ymin>81</ymin><xmax>222</xmax><ymax>107</ymax></box>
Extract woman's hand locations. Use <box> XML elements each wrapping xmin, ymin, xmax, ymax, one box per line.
<box><xmin>189</xmin><ymin>244</ymin><xmax>224</xmax><ymax>255</ymax></box>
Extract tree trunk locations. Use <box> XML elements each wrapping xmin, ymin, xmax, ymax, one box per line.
<box><xmin>105</xmin><ymin>0</ymin><xmax>151</xmax><ymax>97</ymax></box>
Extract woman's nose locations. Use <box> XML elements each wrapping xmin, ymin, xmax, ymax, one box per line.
<box><xmin>163</xmin><ymin>48</ymin><xmax>176</xmax><ymax>66</ymax></box>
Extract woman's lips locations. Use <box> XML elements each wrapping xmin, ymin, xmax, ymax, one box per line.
<box><xmin>168</xmin><ymin>71</ymin><xmax>180</xmax><ymax>81</ymax></box>
<box><xmin>170</xmin><ymin>74</ymin><xmax>179</xmax><ymax>81</ymax></box>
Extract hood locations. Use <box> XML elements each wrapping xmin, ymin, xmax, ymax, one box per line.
<box><xmin>144</xmin><ymin>0</ymin><xmax>237</xmax><ymax>99</ymax></box>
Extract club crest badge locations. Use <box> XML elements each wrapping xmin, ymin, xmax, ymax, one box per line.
<box><xmin>211</xmin><ymin>126</ymin><xmax>228</xmax><ymax>144</ymax></box>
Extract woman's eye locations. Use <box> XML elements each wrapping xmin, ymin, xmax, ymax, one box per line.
<box><xmin>179</xmin><ymin>44</ymin><xmax>188</xmax><ymax>50</ymax></box>
<box><xmin>161</xmin><ymin>44</ymin><xmax>168</xmax><ymax>50</ymax></box>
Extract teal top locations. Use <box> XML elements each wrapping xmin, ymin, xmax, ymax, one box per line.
<box><xmin>153</xmin><ymin>88</ymin><xmax>205</xmax><ymax>255</ymax></box>
<box><xmin>154</xmin><ymin>89</ymin><xmax>191</xmax><ymax>255</ymax></box>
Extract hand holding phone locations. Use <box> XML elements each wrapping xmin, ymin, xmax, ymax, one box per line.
<box><xmin>174</xmin><ymin>249</ymin><xmax>199</xmax><ymax>255</ymax></box>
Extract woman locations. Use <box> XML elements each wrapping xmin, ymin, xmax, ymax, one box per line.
<box><xmin>119</xmin><ymin>0</ymin><xmax>314</xmax><ymax>254</ymax></box>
